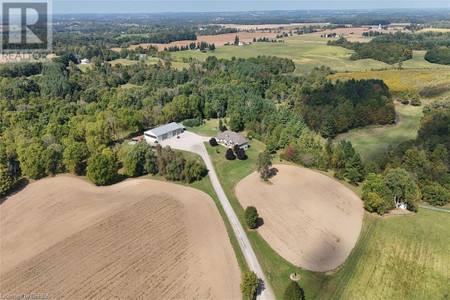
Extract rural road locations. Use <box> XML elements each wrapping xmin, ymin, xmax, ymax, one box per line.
<box><xmin>161</xmin><ymin>131</ymin><xmax>276</xmax><ymax>300</ymax></box>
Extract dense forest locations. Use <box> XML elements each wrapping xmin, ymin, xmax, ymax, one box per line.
<box><xmin>329</xmin><ymin>32</ymin><xmax>450</xmax><ymax>65</ymax></box>
<box><xmin>292</xmin><ymin>77</ymin><xmax>395</xmax><ymax>137</ymax></box>
<box><xmin>0</xmin><ymin>55</ymin><xmax>394</xmax><ymax>197</ymax></box>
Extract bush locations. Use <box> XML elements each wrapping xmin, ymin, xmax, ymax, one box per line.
<box><xmin>225</xmin><ymin>148</ymin><xmax>236</xmax><ymax>160</ymax></box>
<box><xmin>363</xmin><ymin>192</ymin><xmax>386</xmax><ymax>215</ymax></box>
<box><xmin>240</xmin><ymin>271</ymin><xmax>259</xmax><ymax>300</ymax></box>
<box><xmin>424</xmin><ymin>46</ymin><xmax>450</xmax><ymax>65</ymax></box>
<box><xmin>283</xmin><ymin>281</ymin><xmax>305</xmax><ymax>300</ymax></box>
<box><xmin>285</xmin><ymin>146</ymin><xmax>296</xmax><ymax>160</ymax></box>
<box><xmin>245</xmin><ymin>206</ymin><xmax>259</xmax><ymax>229</ymax></box>
<box><xmin>87</xmin><ymin>149</ymin><xmax>118</xmax><ymax>186</ymax></box>
<box><xmin>334</xmin><ymin>170</ymin><xmax>345</xmax><ymax>180</ymax></box>
<box><xmin>165</xmin><ymin>153</ymin><xmax>186</xmax><ymax>181</ymax></box>
<box><xmin>184</xmin><ymin>159</ymin><xmax>207</xmax><ymax>183</ymax></box>
<box><xmin>0</xmin><ymin>167</ymin><xmax>14</xmax><ymax>196</ymax></box>
<box><xmin>209</xmin><ymin>138</ymin><xmax>218</xmax><ymax>147</ymax></box>
<box><xmin>124</xmin><ymin>141</ymin><xmax>156</xmax><ymax>177</ymax></box>
<box><xmin>233</xmin><ymin>144</ymin><xmax>240</xmax><ymax>154</ymax></box>
<box><xmin>247</xmin><ymin>130</ymin><xmax>261</xmax><ymax>141</ymax></box>
<box><xmin>236</xmin><ymin>148</ymin><xmax>247</xmax><ymax>160</ymax></box>
<box><xmin>182</xmin><ymin>116</ymin><xmax>204</xmax><ymax>127</ymax></box>
<box><xmin>422</xmin><ymin>184</ymin><xmax>450</xmax><ymax>206</ymax></box>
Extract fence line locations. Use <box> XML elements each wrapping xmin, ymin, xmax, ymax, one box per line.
<box><xmin>419</xmin><ymin>205</ymin><xmax>450</xmax><ymax>213</ymax></box>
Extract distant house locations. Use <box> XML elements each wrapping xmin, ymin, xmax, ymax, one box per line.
<box><xmin>80</xmin><ymin>58</ymin><xmax>90</xmax><ymax>64</ymax></box>
<box><xmin>216</xmin><ymin>131</ymin><xmax>248</xmax><ymax>150</ymax></box>
<box><xmin>144</xmin><ymin>122</ymin><xmax>185</xmax><ymax>143</ymax></box>
<box><xmin>138</xmin><ymin>53</ymin><xmax>147</xmax><ymax>59</ymax></box>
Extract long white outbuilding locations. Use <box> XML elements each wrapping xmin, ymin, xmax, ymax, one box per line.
<box><xmin>144</xmin><ymin>122</ymin><xmax>185</xmax><ymax>143</ymax></box>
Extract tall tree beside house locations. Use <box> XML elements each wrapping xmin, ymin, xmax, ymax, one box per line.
<box><xmin>257</xmin><ymin>151</ymin><xmax>272</xmax><ymax>179</ymax></box>
<box><xmin>234</xmin><ymin>35</ymin><xmax>240</xmax><ymax>46</ymax></box>
<box><xmin>384</xmin><ymin>168</ymin><xmax>419</xmax><ymax>212</ymax></box>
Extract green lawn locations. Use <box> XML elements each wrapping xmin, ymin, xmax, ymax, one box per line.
<box><xmin>343</xmin><ymin>209</ymin><xmax>450</xmax><ymax>299</ymax></box>
<box><xmin>185</xmin><ymin>119</ymin><xmax>220</xmax><ymax>137</ymax></box>
<box><xmin>206</xmin><ymin>140</ymin><xmax>379</xmax><ymax>299</ymax></box>
<box><xmin>335</xmin><ymin>104</ymin><xmax>423</xmax><ymax>161</ymax></box>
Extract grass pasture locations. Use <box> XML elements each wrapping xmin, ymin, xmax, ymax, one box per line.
<box><xmin>343</xmin><ymin>209</ymin><xmax>450</xmax><ymax>299</ymax></box>
<box><xmin>172</xmin><ymin>35</ymin><xmax>391</xmax><ymax>74</ymax></box>
<box><xmin>335</xmin><ymin>104</ymin><xmax>423</xmax><ymax>161</ymax></box>
<box><xmin>172</xmin><ymin>35</ymin><xmax>449</xmax><ymax>75</ymax></box>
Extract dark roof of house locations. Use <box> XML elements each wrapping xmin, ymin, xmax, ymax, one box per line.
<box><xmin>216</xmin><ymin>131</ymin><xmax>247</xmax><ymax>145</ymax></box>
<box><xmin>145</xmin><ymin>122</ymin><xmax>184</xmax><ymax>137</ymax></box>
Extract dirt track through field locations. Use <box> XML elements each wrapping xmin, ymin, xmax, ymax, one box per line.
<box><xmin>0</xmin><ymin>176</ymin><xmax>240</xmax><ymax>299</ymax></box>
<box><xmin>235</xmin><ymin>164</ymin><xmax>364</xmax><ymax>272</ymax></box>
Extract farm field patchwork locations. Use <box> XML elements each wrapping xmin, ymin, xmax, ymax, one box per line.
<box><xmin>343</xmin><ymin>209</ymin><xmax>450</xmax><ymax>299</ymax></box>
<box><xmin>235</xmin><ymin>164</ymin><xmax>364</xmax><ymax>272</ymax></box>
<box><xmin>171</xmin><ymin>35</ymin><xmax>449</xmax><ymax>75</ymax></box>
<box><xmin>0</xmin><ymin>176</ymin><xmax>241</xmax><ymax>299</ymax></box>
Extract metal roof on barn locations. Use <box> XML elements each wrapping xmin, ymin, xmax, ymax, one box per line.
<box><xmin>145</xmin><ymin>122</ymin><xmax>184</xmax><ymax>137</ymax></box>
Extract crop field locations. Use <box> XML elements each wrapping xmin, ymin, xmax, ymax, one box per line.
<box><xmin>235</xmin><ymin>164</ymin><xmax>364</xmax><ymax>272</ymax></box>
<box><xmin>112</xmin><ymin>30</ymin><xmax>286</xmax><ymax>52</ymax></box>
<box><xmin>329</xmin><ymin>67</ymin><xmax>450</xmax><ymax>94</ymax></box>
<box><xmin>343</xmin><ymin>209</ymin><xmax>450</xmax><ymax>299</ymax></box>
<box><xmin>335</xmin><ymin>104</ymin><xmax>423</xmax><ymax>161</ymax></box>
<box><xmin>0</xmin><ymin>176</ymin><xmax>240</xmax><ymax>299</ymax></box>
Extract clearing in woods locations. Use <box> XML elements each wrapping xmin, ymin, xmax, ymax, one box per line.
<box><xmin>0</xmin><ymin>176</ymin><xmax>240</xmax><ymax>299</ymax></box>
<box><xmin>335</xmin><ymin>103</ymin><xmax>423</xmax><ymax>161</ymax></box>
<box><xmin>235</xmin><ymin>164</ymin><xmax>364</xmax><ymax>272</ymax></box>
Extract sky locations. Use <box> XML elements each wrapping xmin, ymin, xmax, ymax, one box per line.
<box><xmin>52</xmin><ymin>0</ymin><xmax>449</xmax><ymax>14</ymax></box>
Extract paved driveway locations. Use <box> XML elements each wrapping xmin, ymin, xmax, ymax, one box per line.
<box><xmin>160</xmin><ymin>131</ymin><xmax>275</xmax><ymax>300</ymax></box>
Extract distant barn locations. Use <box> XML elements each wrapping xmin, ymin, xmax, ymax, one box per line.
<box><xmin>144</xmin><ymin>123</ymin><xmax>185</xmax><ymax>143</ymax></box>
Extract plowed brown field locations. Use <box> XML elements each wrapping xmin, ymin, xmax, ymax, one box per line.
<box><xmin>0</xmin><ymin>176</ymin><xmax>240</xmax><ymax>299</ymax></box>
<box><xmin>112</xmin><ymin>31</ymin><xmax>284</xmax><ymax>51</ymax></box>
<box><xmin>235</xmin><ymin>164</ymin><xmax>364</xmax><ymax>272</ymax></box>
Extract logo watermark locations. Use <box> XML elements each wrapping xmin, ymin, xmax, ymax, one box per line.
<box><xmin>1</xmin><ymin>0</ymin><xmax>52</xmax><ymax>61</ymax></box>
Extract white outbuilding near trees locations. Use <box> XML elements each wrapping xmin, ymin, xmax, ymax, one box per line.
<box><xmin>144</xmin><ymin>123</ymin><xmax>185</xmax><ymax>143</ymax></box>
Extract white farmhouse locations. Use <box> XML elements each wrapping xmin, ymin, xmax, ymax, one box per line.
<box><xmin>144</xmin><ymin>122</ymin><xmax>185</xmax><ymax>143</ymax></box>
<box><xmin>216</xmin><ymin>131</ymin><xmax>248</xmax><ymax>150</ymax></box>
